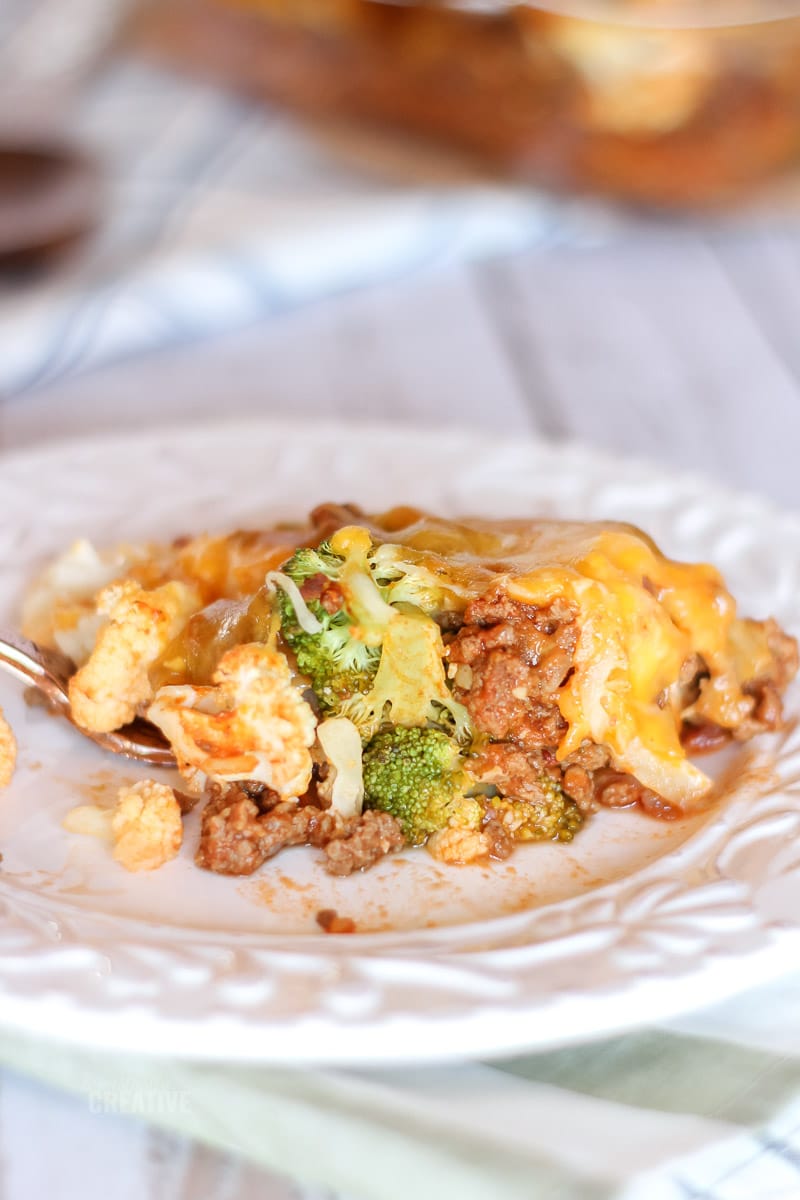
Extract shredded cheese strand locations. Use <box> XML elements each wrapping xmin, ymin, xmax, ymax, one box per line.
<box><xmin>265</xmin><ymin>571</ymin><xmax>323</xmax><ymax>634</ymax></box>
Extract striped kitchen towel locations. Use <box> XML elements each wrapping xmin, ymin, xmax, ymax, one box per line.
<box><xmin>0</xmin><ymin>13</ymin><xmax>610</xmax><ymax>400</ymax></box>
<box><xmin>2</xmin><ymin>967</ymin><xmax>800</xmax><ymax>1200</ymax></box>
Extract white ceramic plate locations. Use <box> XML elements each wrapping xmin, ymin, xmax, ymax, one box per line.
<box><xmin>1</xmin><ymin>420</ymin><xmax>799</xmax><ymax>1065</ymax></box>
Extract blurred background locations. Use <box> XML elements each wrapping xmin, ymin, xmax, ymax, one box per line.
<box><xmin>2</xmin><ymin>3</ymin><xmax>800</xmax><ymax>1199</ymax></box>
<box><xmin>0</xmin><ymin>0</ymin><xmax>799</xmax><ymax>502</ymax></box>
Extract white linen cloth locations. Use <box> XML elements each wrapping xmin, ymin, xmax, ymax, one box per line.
<box><xmin>2</xmin><ymin>973</ymin><xmax>800</xmax><ymax>1200</ymax></box>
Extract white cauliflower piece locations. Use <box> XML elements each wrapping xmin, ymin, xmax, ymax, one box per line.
<box><xmin>427</xmin><ymin>826</ymin><xmax>490</xmax><ymax>864</ymax></box>
<box><xmin>22</xmin><ymin>539</ymin><xmax>145</xmax><ymax>663</ymax></box>
<box><xmin>148</xmin><ymin>643</ymin><xmax>317</xmax><ymax>798</ymax></box>
<box><xmin>68</xmin><ymin>579</ymin><xmax>201</xmax><ymax>733</ymax></box>
<box><xmin>0</xmin><ymin>708</ymin><xmax>16</xmax><ymax>790</ymax></box>
<box><xmin>111</xmin><ymin>780</ymin><xmax>183</xmax><ymax>872</ymax></box>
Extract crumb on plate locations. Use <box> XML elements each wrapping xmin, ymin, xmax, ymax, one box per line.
<box><xmin>111</xmin><ymin>779</ymin><xmax>183</xmax><ymax>872</ymax></box>
<box><xmin>315</xmin><ymin>908</ymin><xmax>357</xmax><ymax>934</ymax></box>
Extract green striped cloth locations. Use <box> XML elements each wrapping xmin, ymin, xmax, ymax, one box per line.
<box><xmin>3</xmin><ymin>969</ymin><xmax>800</xmax><ymax>1199</ymax></box>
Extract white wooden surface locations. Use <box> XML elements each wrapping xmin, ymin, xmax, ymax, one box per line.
<box><xmin>3</xmin><ymin>229</ymin><xmax>799</xmax><ymax>507</ymax></box>
<box><xmin>0</xmin><ymin>226</ymin><xmax>799</xmax><ymax>1197</ymax></box>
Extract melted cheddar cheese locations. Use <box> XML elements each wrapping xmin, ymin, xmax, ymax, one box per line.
<box><xmin>369</xmin><ymin>509</ymin><xmax>774</xmax><ymax>808</ymax></box>
<box><xmin>27</xmin><ymin>505</ymin><xmax>785</xmax><ymax>817</ymax></box>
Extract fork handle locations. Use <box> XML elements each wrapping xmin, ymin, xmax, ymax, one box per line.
<box><xmin>0</xmin><ymin>627</ymin><xmax>74</xmax><ymax>710</ymax></box>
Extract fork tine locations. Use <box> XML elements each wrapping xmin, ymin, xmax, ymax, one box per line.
<box><xmin>0</xmin><ymin>627</ymin><xmax>175</xmax><ymax>767</ymax></box>
<box><xmin>0</xmin><ymin>627</ymin><xmax>74</xmax><ymax>708</ymax></box>
<box><xmin>90</xmin><ymin>720</ymin><xmax>177</xmax><ymax>766</ymax></box>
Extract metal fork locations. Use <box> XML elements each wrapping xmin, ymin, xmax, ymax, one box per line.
<box><xmin>0</xmin><ymin>628</ymin><xmax>176</xmax><ymax>766</ymax></box>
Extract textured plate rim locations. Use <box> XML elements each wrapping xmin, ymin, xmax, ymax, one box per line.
<box><xmin>1</xmin><ymin>418</ymin><xmax>799</xmax><ymax>1065</ymax></box>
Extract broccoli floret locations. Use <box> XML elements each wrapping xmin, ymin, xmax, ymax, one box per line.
<box><xmin>280</xmin><ymin>543</ymin><xmax>344</xmax><ymax>585</ymax></box>
<box><xmin>277</xmin><ymin>588</ymin><xmax>379</xmax><ymax>711</ymax></box>
<box><xmin>489</xmin><ymin>774</ymin><xmax>583</xmax><ymax>843</ymax></box>
<box><xmin>273</xmin><ymin>534</ymin><xmax>384</xmax><ymax>711</ymax></box>
<box><xmin>274</xmin><ymin>527</ymin><xmax>472</xmax><ymax>739</ymax></box>
<box><xmin>370</xmin><ymin>542</ymin><xmax>469</xmax><ymax>619</ymax></box>
<box><xmin>339</xmin><ymin>607</ymin><xmax>471</xmax><ymax>743</ymax></box>
<box><xmin>362</xmin><ymin>726</ymin><xmax>481</xmax><ymax>845</ymax></box>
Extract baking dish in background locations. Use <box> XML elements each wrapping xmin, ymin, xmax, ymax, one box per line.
<box><xmin>135</xmin><ymin>0</ymin><xmax>800</xmax><ymax>206</ymax></box>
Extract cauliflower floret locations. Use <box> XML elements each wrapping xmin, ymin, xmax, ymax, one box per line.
<box><xmin>111</xmin><ymin>779</ymin><xmax>183</xmax><ymax>872</ymax></box>
<box><xmin>147</xmin><ymin>643</ymin><xmax>317</xmax><ymax>798</ymax></box>
<box><xmin>69</xmin><ymin>579</ymin><xmax>201</xmax><ymax>733</ymax></box>
<box><xmin>0</xmin><ymin>708</ymin><xmax>16</xmax><ymax>790</ymax></box>
<box><xmin>427</xmin><ymin>825</ymin><xmax>490</xmax><ymax>864</ymax></box>
<box><xmin>22</xmin><ymin>538</ymin><xmax>151</xmax><ymax>663</ymax></box>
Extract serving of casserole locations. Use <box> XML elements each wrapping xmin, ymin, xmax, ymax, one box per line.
<box><xmin>8</xmin><ymin>500</ymin><xmax>795</xmax><ymax>881</ymax></box>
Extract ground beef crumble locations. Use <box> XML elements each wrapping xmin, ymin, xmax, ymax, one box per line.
<box><xmin>680</xmin><ymin>720</ymin><xmax>731</xmax><ymax>755</ymax></box>
<box><xmin>316</xmin><ymin>909</ymin><xmax>357</xmax><ymax>934</ymax></box>
<box><xmin>685</xmin><ymin>620</ymin><xmax>797</xmax><ymax>747</ymax></box>
<box><xmin>480</xmin><ymin>814</ymin><xmax>515</xmax><ymax>860</ymax></box>
<box><xmin>299</xmin><ymin>574</ymin><xmax>345</xmax><ymax>614</ymax></box>
<box><xmin>471</xmin><ymin>743</ymin><xmax>559</xmax><ymax>805</ymax></box>
<box><xmin>452</xmin><ymin>592</ymin><xmax>687</xmax><ymax>819</ymax></box>
<box><xmin>308</xmin><ymin>502</ymin><xmax>366</xmax><ymax>543</ymax></box>
<box><xmin>198</xmin><ymin>563</ymin><xmax>800</xmax><ymax>870</ymax></box>
<box><xmin>195</xmin><ymin>783</ymin><xmax>404</xmax><ymax>876</ymax></box>
<box><xmin>324</xmin><ymin>811</ymin><xmax>406</xmax><ymax>876</ymax></box>
<box><xmin>449</xmin><ymin>593</ymin><xmax>577</xmax><ymax>750</ymax></box>
<box><xmin>763</xmin><ymin>620</ymin><xmax>800</xmax><ymax>691</ymax></box>
<box><xmin>452</xmin><ymin>591</ymin><xmax>800</xmax><ymax>822</ymax></box>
